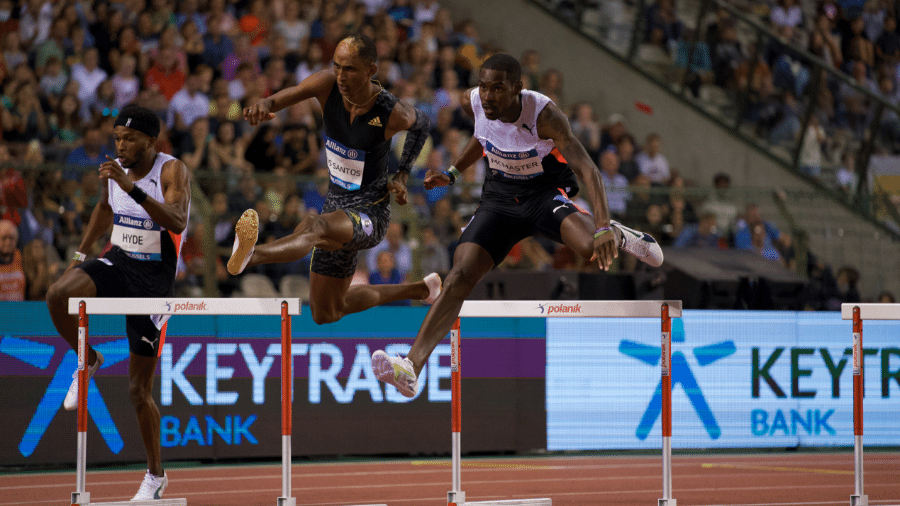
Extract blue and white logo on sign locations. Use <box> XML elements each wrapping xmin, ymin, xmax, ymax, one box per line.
<box><xmin>0</xmin><ymin>336</ymin><xmax>129</xmax><ymax>457</ymax></box>
<box><xmin>619</xmin><ymin>318</ymin><xmax>736</xmax><ymax>440</ymax></box>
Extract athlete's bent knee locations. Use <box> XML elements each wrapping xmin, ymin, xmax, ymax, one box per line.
<box><xmin>442</xmin><ymin>269</ymin><xmax>478</xmax><ymax>300</ymax></box>
<box><xmin>310</xmin><ymin>307</ymin><xmax>343</xmax><ymax>325</ymax></box>
<box><xmin>128</xmin><ymin>381</ymin><xmax>153</xmax><ymax>407</ymax></box>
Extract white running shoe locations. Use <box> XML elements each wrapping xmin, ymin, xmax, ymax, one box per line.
<box><xmin>227</xmin><ymin>209</ymin><xmax>259</xmax><ymax>275</ymax></box>
<box><xmin>63</xmin><ymin>350</ymin><xmax>104</xmax><ymax>411</ymax></box>
<box><xmin>371</xmin><ymin>350</ymin><xmax>418</xmax><ymax>398</ymax></box>
<box><xmin>421</xmin><ymin>272</ymin><xmax>442</xmax><ymax>304</ymax></box>
<box><xmin>131</xmin><ymin>470</ymin><xmax>168</xmax><ymax>501</ymax></box>
<box><xmin>610</xmin><ymin>219</ymin><xmax>665</xmax><ymax>267</ymax></box>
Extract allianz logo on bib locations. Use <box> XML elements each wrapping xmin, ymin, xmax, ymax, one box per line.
<box><xmin>116</xmin><ymin>214</ymin><xmax>155</xmax><ymax>230</ymax></box>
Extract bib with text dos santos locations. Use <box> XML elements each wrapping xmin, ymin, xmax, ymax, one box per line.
<box><xmin>471</xmin><ymin>88</ymin><xmax>578</xmax><ymax>201</ymax></box>
<box><xmin>108</xmin><ymin>152</ymin><xmax>187</xmax><ymax>265</ymax></box>
<box><xmin>321</xmin><ymin>82</ymin><xmax>396</xmax><ymax>194</ymax></box>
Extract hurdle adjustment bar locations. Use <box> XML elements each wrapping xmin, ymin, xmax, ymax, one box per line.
<box><xmin>849</xmin><ymin>306</ymin><xmax>868</xmax><ymax>506</ymax></box>
<box><xmin>73</xmin><ymin>500</ymin><xmax>186</xmax><ymax>506</ymax></box>
<box><xmin>447</xmin><ymin>318</ymin><xmax>550</xmax><ymax>506</ymax></box>
<box><xmin>658</xmin><ymin>303</ymin><xmax>676</xmax><ymax>506</ymax></box>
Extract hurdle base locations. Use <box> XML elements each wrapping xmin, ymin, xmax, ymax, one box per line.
<box><xmin>658</xmin><ymin>499</ymin><xmax>677</xmax><ymax>506</ymax></box>
<box><xmin>72</xmin><ymin>499</ymin><xmax>186</xmax><ymax>506</ymax></box>
<box><xmin>851</xmin><ymin>494</ymin><xmax>868</xmax><ymax>506</ymax></box>
<box><xmin>277</xmin><ymin>497</ymin><xmax>295</xmax><ymax>506</ymax></box>
<box><xmin>71</xmin><ymin>491</ymin><xmax>89</xmax><ymax>505</ymax></box>
<box><xmin>466</xmin><ymin>499</ymin><xmax>552</xmax><ymax>505</ymax></box>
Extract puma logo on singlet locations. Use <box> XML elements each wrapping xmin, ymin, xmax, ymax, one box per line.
<box><xmin>521</xmin><ymin>123</ymin><xmax>533</xmax><ymax>134</ymax></box>
<box><xmin>368</xmin><ymin>117</ymin><xmax>383</xmax><ymax>127</ymax></box>
<box><xmin>141</xmin><ymin>336</ymin><xmax>159</xmax><ymax>348</ymax></box>
<box><xmin>149</xmin><ymin>179</ymin><xmax>158</xmax><ymax>186</ymax></box>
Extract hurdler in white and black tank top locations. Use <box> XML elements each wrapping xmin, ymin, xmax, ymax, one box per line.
<box><xmin>470</xmin><ymin>88</ymin><xmax>579</xmax><ymax>202</ymax></box>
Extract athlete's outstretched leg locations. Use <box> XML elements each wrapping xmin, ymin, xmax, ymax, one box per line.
<box><xmin>306</xmin><ymin>271</ymin><xmax>441</xmax><ymax>325</ymax></box>
<box><xmin>371</xmin><ymin>243</ymin><xmax>494</xmax><ymax>397</ymax></box>
<box><xmin>227</xmin><ymin>209</ymin><xmax>354</xmax><ymax>275</ymax></box>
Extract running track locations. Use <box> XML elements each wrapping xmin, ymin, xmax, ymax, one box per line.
<box><xmin>2</xmin><ymin>453</ymin><xmax>898</xmax><ymax>505</ymax></box>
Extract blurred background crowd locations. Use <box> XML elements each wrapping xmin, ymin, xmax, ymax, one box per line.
<box><xmin>1</xmin><ymin>0</ymin><xmax>897</xmax><ymax>310</ymax></box>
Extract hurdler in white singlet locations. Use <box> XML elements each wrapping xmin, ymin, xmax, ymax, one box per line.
<box><xmin>471</xmin><ymin>88</ymin><xmax>557</xmax><ymax>180</ymax></box>
<box><xmin>108</xmin><ymin>152</ymin><xmax>180</xmax><ymax>261</ymax></box>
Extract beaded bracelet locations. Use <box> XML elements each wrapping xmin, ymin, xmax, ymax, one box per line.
<box><xmin>593</xmin><ymin>226</ymin><xmax>612</xmax><ymax>239</ymax></box>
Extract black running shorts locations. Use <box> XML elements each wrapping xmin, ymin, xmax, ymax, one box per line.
<box><xmin>459</xmin><ymin>187</ymin><xmax>590</xmax><ymax>266</ymax></box>
<box><xmin>310</xmin><ymin>184</ymin><xmax>391</xmax><ymax>279</ymax></box>
<box><xmin>77</xmin><ymin>246</ymin><xmax>175</xmax><ymax>357</ymax></box>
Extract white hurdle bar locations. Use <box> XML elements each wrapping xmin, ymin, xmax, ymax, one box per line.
<box><xmin>448</xmin><ymin>300</ymin><xmax>683</xmax><ymax>506</ymax></box>
<box><xmin>841</xmin><ymin>303</ymin><xmax>900</xmax><ymax>506</ymax></box>
<box><xmin>67</xmin><ymin>298</ymin><xmax>305</xmax><ymax>506</ymax></box>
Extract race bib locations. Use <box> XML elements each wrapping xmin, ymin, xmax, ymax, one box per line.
<box><xmin>111</xmin><ymin>213</ymin><xmax>162</xmax><ymax>261</ymax></box>
<box><xmin>483</xmin><ymin>141</ymin><xmax>544</xmax><ymax>180</ymax></box>
<box><xmin>324</xmin><ymin>135</ymin><xmax>365</xmax><ymax>190</ymax></box>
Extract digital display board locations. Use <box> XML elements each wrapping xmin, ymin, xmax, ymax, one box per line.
<box><xmin>547</xmin><ymin>311</ymin><xmax>900</xmax><ymax>450</ymax></box>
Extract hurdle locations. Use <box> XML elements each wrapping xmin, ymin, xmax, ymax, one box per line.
<box><xmin>841</xmin><ymin>303</ymin><xmax>900</xmax><ymax>506</ymax></box>
<box><xmin>448</xmin><ymin>300</ymin><xmax>682</xmax><ymax>506</ymax></box>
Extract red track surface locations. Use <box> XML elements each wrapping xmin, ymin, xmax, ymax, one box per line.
<box><xmin>2</xmin><ymin>453</ymin><xmax>898</xmax><ymax>506</ymax></box>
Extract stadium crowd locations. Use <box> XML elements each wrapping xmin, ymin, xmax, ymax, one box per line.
<box><xmin>0</xmin><ymin>0</ymin><xmax>892</xmax><ymax>309</ymax></box>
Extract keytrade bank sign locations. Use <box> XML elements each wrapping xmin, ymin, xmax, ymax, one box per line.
<box><xmin>0</xmin><ymin>303</ymin><xmax>546</xmax><ymax>466</ymax></box>
<box><xmin>546</xmin><ymin>311</ymin><xmax>900</xmax><ymax>450</ymax></box>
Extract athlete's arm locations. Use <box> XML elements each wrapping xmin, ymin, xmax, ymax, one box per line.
<box><xmin>424</xmin><ymin>136</ymin><xmax>484</xmax><ymax>190</ymax></box>
<box><xmin>244</xmin><ymin>69</ymin><xmax>335</xmax><ymax>126</ymax></box>
<box><xmin>385</xmin><ymin>100</ymin><xmax>431</xmax><ymax>205</ymax></box>
<box><xmin>536</xmin><ymin>101</ymin><xmax>617</xmax><ymax>268</ymax></box>
<box><xmin>70</xmin><ymin>178</ymin><xmax>114</xmax><ymax>269</ymax></box>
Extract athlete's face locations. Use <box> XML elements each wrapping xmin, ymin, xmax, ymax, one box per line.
<box><xmin>332</xmin><ymin>42</ymin><xmax>376</xmax><ymax>98</ymax></box>
<box><xmin>113</xmin><ymin>125</ymin><xmax>154</xmax><ymax>168</ymax></box>
<box><xmin>478</xmin><ymin>68</ymin><xmax>522</xmax><ymax>121</ymax></box>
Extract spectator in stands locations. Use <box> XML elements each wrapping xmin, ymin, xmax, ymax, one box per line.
<box><xmin>674</xmin><ymin>211</ymin><xmax>721</xmax><ymax>248</ymax></box>
<box><xmin>571</xmin><ymin>102</ymin><xmax>602</xmax><ymax>161</ymax></box>
<box><xmin>368</xmin><ymin>250</ymin><xmax>410</xmax><ymax>305</ymax></box>
<box><xmin>538</xmin><ymin>68</ymin><xmax>565</xmax><ymax>110</ymax></box>
<box><xmin>4</xmin><ymin>81</ymin><xmax>48</xmax><ymax>144</ymax></box>
<box><xmin>2</xmin><ymin>30</ymin><xmax>26</xmax><ymax>71</ymax></box>
<box><xmin>35</xmin><ymin>15</ymin><xmax>66</xmax><ymax>72</ymax></box>
<box><xmin>168</xmin><ymin>70</ymin><xmax>210</xmax><ymax>148</ymax></box>
<box><xmin>367</xmin><ymin>222</ymin><xmax>413</xmax><ymax>279</ymax></box>
<box><xmin>420</xmin><ymin>225</ymin><xmax>450</xmax><ymax>276</ymax></box>
<box><xmin>836</xmin><ymin>150</ymin><xmax>858</xmax><ymax>197</ymax></box>
<box><xmin>49</xmin><ymin>92</ymin><xmax>82</xmax><ymax>147</ymax></box>
<box><xmin>700</xmin><ymin>172</ymin><xmax>739</xmax><ymax>239</ymax></box>
<box><xmin>770</xmin><ymin>0</ymin><xmax>804</xmax><ymax>29</ymax></box>
<box><xmin>877</xmin><ymin>290</ymin><xmax>896</xmax><ymax>303</ymax></box>
<box><xmin>734</xmin><ymin>203</ymin><xmax>791</xmax><ymax>259</ymax></box>
<box><xmin>599</xmin><ymin>148</ymin><xmax>629</xmax><ymax>220</ymax></box>
<box><xmin>111</xmin><ymin>54</ymin><xmax>140</xmax><ymax>110</ymax></box>
<box><xmin>180</xmin><ymin>117</ymin><xmax>212</xmax><ymax>176</ymax></box>
<box><xmin>811</xmin><ymin>12</ymin><xmax>844</xmax><ymax>69</ymax></box>
<box><xmin>228</xmin><ymin>174</ymin><xmax>262</xmax><ymax>217</ymax></box>
<box><xmin>841</xmin><ymin>16</ymin><xmax>875</xmax><ymax>70</ymax></box>
<box><xmin>21</xmin><ymin>237</ymin><xmax>54</xmax><ymax>301</ymax></box>
<box><xmin>202</xmin><ymin>14</ymin><xmax>233</xmax><ymax>73</ymax></box>
<box><xmin>799</xmin><ymin>114</ymin><xmax>827</xmax><ymax>177</ymax></box>
<box><xmin>71</xmin><ymin>47</ymin><xmax>108</xmax><ymax>118</ymax></box>
<box><xmin>599</xmin><ymin>113</ymin><xmax>628</xmax><ymax>153</ymax></box>
<box><xmin>839</xmin><ymin>60</ymin><xmax>874</xmax><ymax>139</ymax></box>
<box><xmin>644</xmin><ymin>0</ymin><xmax>683</xmax><ymax>54</ymax></box>
<box><xmin>145</xmin><ymin>45</ymin><xmax>185</xmax><ymax>101</ymax></box>
<box><xmin>0</xmin><ymin>218</ymin><xmax>24</xmax><ymax>301</ymax></box>
<box><xmin>833</xmin><ymin>264</ymin><xmax>862</xmax><ymax>305</ymax></box>
<box><xmin>614</xmin><ymin>133</ymin><xmax>640</xmax><ymax>181</ymax></box>
<box><xmin>64</xmin><ymin>127</ymin><xmax>113</xmax><ymax>179</ymax></box>
<box><xmin>875</xmin><ymin>13</ymin><xmax>899</xmax><ymax>69</ymax></box>
<box><xmin>636</xmin><ymin>132</ymin><xmax>671</xmax><ymax>184</ymax></box>
<box><xmin>208</xmin><ymin>120</ymin><xmax>251</xmax><ymax>186</ymax></box>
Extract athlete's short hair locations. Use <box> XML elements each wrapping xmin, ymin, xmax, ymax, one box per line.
<box><xmin>481</xmin><ymin>53</ymin><xmax>522</xmax><ymax>84</ymax></box>
<box><xmin>341</xmin><ymin>34</ymin><xmax>377</xmax><ymax>65</ymax></box>
<box><xmin>114</xmin><ymin>104</ymin><xmax>160</xmax><ymax>139</ymax></box>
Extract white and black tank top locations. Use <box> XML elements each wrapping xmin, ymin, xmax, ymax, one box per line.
<box><xmin>471</xmin><ymin>88</ymin><xmax>578</xmax><ymax>202</ymax></box>
<box><xmin>108</xmin><ymin>152</ymin><xmax>186</xmax><ymax>268</ymax></box>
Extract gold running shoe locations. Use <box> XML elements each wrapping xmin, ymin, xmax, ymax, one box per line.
<box><xmin>227</xmin><ymin>209</ymin><xmax>259</xmax><ymax>275</ymax></box>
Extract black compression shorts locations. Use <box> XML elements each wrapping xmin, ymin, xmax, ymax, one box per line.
<box><xmin>310</xmin><ymin>185</ymin><xmax>391</xmax><ymax>279</ymax></box>
<box><xmin>459</xmin><ymin>187</ymin><xmax>590</xmax><ymax>266</ymax></box>
<box><xmin>77</xmin><ymin>246</ymin><xmax>174</xmax><ymax>357</ymax></box>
